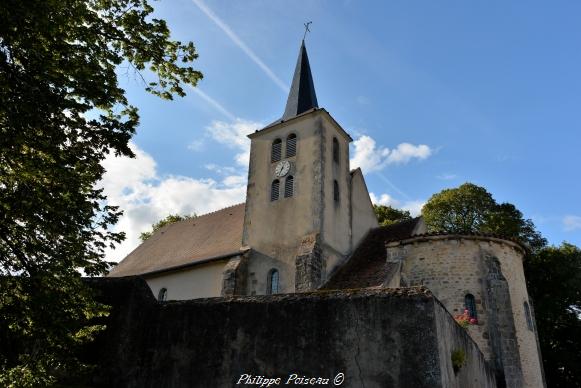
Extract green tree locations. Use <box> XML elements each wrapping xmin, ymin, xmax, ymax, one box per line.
<box><xmin>140</xmin><ymin>213</ymin><xmax>196</xmax><ymax>242</ymax></box>
<box><xmin>373</xmin><ymin>205</ymin><xmax>412</xmax><ymax>226</ymax></box>
<box><xmin>483</xmin><ymin>202</ymin><xmax>547</xmax><ymax>252</ymax></box>
<box><xmin>422</xmin><ymin>183</ymin><xmax>546</xmax><ymax>250</ymax></box>
<box><xmin>524</xmin><ymin>243</ymin><xmax>581</xmax><ymax>387</ymax></box>
<box><xmin>0</xmin><ymin>0</ymin><xmax>202</xmax><ymax>384</ymax></box>
<box><xmin>422</xmin><ymin>183</ymin><xmax>496</xmax><ymax>234</ymax></box>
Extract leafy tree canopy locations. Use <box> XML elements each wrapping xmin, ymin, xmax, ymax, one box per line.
<box><xmin>525</xmin><ymin>243</ymin><xmax>581</xmax><ymax>387</ymax></box>
<box><xmin>422</xmin><ymin>183</ymin><xmax>546</xmax><ymax>251</ymax></box>
<box><xmin>422</xmin><ymin>183</ymin><xmax>496</xmax><ymax>234</ymax></box>
<box><xmin>373</xmin><ymin>205</ymin><xmax>412</xmax><ymax>226</ymax></box>
<box><xmin>139</xmin><ymin>213</ymin><xmax>197</xmax><ymax>242</ymax></box>
<box><xmin>422</xmin><ymin>182</ymin><xmax>581</xmax><ymax>387</ymax></box>
<box><xmin>0</xmin><ymin>0</ymin><xmax>201</xmax><ymax>384</ymax></box>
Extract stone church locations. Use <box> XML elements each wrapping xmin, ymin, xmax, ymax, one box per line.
<box><xmin>108</xmin><ymin>41</ymin><xmax>545</xmax><ymax>388</ymax></box>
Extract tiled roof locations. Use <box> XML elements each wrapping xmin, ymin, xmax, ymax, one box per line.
<box><xmin>108</xmin><ymin>203</ymin><xmax>246</xmax><ymax>277</ymax></box>
<box><xmin>323</xmin><ymin>218</ymin><xmax>422</xmax><ymax>290</ymax></box>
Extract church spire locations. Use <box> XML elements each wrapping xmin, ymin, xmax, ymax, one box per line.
<box><xmin>282</xmin><ymin>40</ymin><xmax>318</xmax><ymax>120</ymax></box>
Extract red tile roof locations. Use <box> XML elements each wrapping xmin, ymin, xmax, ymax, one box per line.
<box><xmin>323</xmin><ymin>218</ymin><xmax>422</xmax><ymax>290</ymax></box>
<box><xmin>108</xmin><ymin>203</ymin><xmax>245</xmax><ymax>277</ymax></box>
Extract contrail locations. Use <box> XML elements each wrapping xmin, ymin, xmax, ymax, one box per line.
<box><xmin>376</xmin><ymin>172</ymin><xmax>411</xmax><ymax>200</ymax></box>
<box><xmin>191</xmin><ymin>0</ymin><xmax>289</xmax><ymax>93</ymax></box>
<box><xmin>190</xmin><ymin>86</ymin><xmax>236</xmax><ymax>121</ymax></box>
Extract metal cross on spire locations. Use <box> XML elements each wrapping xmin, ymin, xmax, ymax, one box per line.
<box><xmin>303</xmin><ymin>21</ymin><xmax>312</xmax><ymax>40</ymax></box>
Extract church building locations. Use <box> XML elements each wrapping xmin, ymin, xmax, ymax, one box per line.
<box><xmin>109</xmin><ymin>41</ymin><xmax>545</xmax><ymax>388</ymax></box>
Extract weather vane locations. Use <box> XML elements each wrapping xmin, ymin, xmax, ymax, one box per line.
<box><xmin>303</xmin><ymin>21</ymin><xmax>312</xmax><ymax>40</ymax></box>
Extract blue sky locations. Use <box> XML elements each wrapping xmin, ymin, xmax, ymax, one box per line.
<box><xmin>102</xmin><ymin>0</ymin><xmax>581</xmax><ymax>261</ymax></box>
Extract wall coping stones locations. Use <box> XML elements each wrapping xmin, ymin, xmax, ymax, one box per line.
<box><xmin>386</xmin><ymin>233</ymin><xmax>527</xmax><ymax>255</ymax></box>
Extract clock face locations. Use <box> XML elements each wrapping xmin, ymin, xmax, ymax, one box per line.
<box><xmin>275</xmin><ymin>161</ymin><xmax>291</xmax><ymax>177</ymax></box>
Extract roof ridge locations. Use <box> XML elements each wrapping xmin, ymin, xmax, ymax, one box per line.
<box><xmin>159</xmin><ymin>203</ymin><xmax>246</xmax><ymax>230</ymax></box>
<box><xmin>194</xmin><ymin>202</ymin><xmax>245</xmax><ymax>219</ymax></box>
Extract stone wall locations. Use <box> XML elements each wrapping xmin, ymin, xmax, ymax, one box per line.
<box><xmin>295</xmin><ymin>233</ymin><xmax>323</xmax><ymax>291</ymax></box>
<box><xmin>84</xmin><ymin>278</ymin><xmax>496</xmax><ymax>388</ymax></box>
<box><xmin>391</xmin><ymin>235</ymin><xmax>544</xmax><ymax>388</ymax></box>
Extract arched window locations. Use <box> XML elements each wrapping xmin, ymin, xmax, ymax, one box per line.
<box><xmin>333</xmin><ymin>180</ymin><xmax>339</xmax><ymax>202</ymax></box>
<box><xmin>284</xmin><ymin>176</ymin><xmax>294</xmax><ymax>198</ymax></box>
<box><xmin>271</xmin><ymin>179</ymin><xmax>280</xmax><ymax>201</ymax></box>
<box><xmin>524</xmin><ymin>301</ymin><xmax>534</xmax><ymax>331</ymax></box>
<box><xmin>267</xmin><ymin>269</ymin><xmax>279</xmax><ymax>295</ymax></box>
<box><xmin>286</xmin><ymin>134</ymin><xmax>297</xmax><ymax>157</ymax></box>
<box><xmin>465</xmin><ymin>294</ymin><xmax>477</xmax><ymax>319</ymax></box>
<box><xmin>333</xmin><ymin>137</ymin><xmax>339</xmax><ymax>163</ymax></box>
<box><xmin>271</xmin><ymin>139</ymin><xmax>282</xmax><ymax>162</ymax></box>
<box><xmin>158</xmin><ymin>288</ymin><xmax>167</xmax><ymax>302</ymax></box>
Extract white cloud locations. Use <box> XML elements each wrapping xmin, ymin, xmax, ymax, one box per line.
<box><xmin>401</xmin><ymin>200</ymin><xmax>425</xmax><ymax>217</ymax></box>
<box><xmin>222</xmin><ymin>175</ymin><xmax>247</xmax><ymax>188</ymax></box>
<box><xmin>205</xmin><ymin>119</ymin><xmax>263</xmax><ymax>166</ymax></box>
<box><xmin>350</xmin><ymin>135</ymin><xmax>390</xmax><ymax>173</ymax></box>
<box><xmin>369</xmin><ymin>192</ymin><xmax>398</xmax><ymax>207</ymax></box>
<box><xmin>187</xmin><ymin>138</ymin><xmax>205</xmax><ymax>151</ymax></box>
<box><xmin>386</xmin><ymin>143</ymin><xmax>432</xmax><ymax>164</ymax></box>
<box><xmin>563</xmin><ymin>215</ymin><xmax>581</xmax><ymax>232</ymax></box>
<box><xmin>99</xmin><ymin>142</ymin><xmax>246</xmax><ymax>263</ymax></box>
<box><xmin>205</xmin><ymin>163</ymin><xmax>237</xmax><ymax>175</ymax></box>
<box><xmin>350</xmin><ymin>135</ymin><xmax>431</xmax><ymax>173</ymax></box>
<box><xmin>370</xmin><ymin>192</ymin><xmax>425</xmax><ymax>217</ymax></box>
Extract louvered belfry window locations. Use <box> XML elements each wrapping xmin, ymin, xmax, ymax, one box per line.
<box><xmin>284</xmin><ymin>176</ymin><xmax>294</xmax><ymax>198</ymax></box>
<box><xmin>271</xmin><ymin>139</ymin><xmax>282</xmax><ymax>162</ymax></box>
<box><xmin>271</xmin><ymin>180</ymin><xmax>280</xmax><ymax>201</ymax></box>
<box><xmin>333</xmin><ymin>137</ymin><xmax>339</xmax><ymax>163</ymax></box>
<box><xmin>286</xmin><ymin>134</ymin><xmax>297</xmax><ymax>157</ymax></box>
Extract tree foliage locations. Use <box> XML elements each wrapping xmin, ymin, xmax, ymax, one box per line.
<box><xmin>422</xmin><ymin>183</ymin><xmax>581</xmax><ymax>387</ymax></box>
<box><xmin>373</xmin><ymin>205</ymin><xmax>412</xmax><ymax>227</ymax></box>
<box><xmin>422</xmin><ymin>183</ymin><xmax>546</xmax><ymax>250</ymax></box>
<box><xmin>525</xmin><ymin>243</ymin><xmax>581</xmax><ymax>387</ymax></box>
<box><xmin>0</xmin><ymin>0</ymin><xmax>201</xmax><ymax>384</ymax></box>
<box><xmin>422</xmin><ymin>183</ymin><xmax>496</xmax><ymax>234</ymax></box>
<box><xmin>139</xmin><ymin>213</ymin><xmax>197</xmax><ymax>242</ymax></box>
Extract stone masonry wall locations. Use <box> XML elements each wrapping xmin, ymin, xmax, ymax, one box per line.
<box><xmin>295</xmin><ymin>233</ymin><xmax>323</xmax><ymax>291</ymax></box>
<box><xmin>84</xmin><ymin>278</ymin><xmax>496</xmax><ymax>388</ymax></box>
<box><xmin>393</xmin><ymin>236</ymin><xmax>544</xmax><ymax>388</ymax></box>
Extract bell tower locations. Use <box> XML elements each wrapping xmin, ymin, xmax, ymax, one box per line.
<box><xmin>241</xmin><ymin>41</ymin><xmax>362</xmax><ymax>295</ymax></box>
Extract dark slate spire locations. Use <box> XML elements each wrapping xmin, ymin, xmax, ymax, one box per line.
<box><xmin>282</xmin><ymin>40</ymin><xmax>318</xmax><ymax>120</ymax></box>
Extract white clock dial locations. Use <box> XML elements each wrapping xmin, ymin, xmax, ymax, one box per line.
<box><xmin>275</xmin><ymin>161</ymin><xmax>291</xmax><ymax>177</ymax></box>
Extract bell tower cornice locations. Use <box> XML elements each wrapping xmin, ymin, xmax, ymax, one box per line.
<box><xmin>248</xmin><ymin>108</ymin><xmax>353</xmax><ymax>143</ymax></box>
